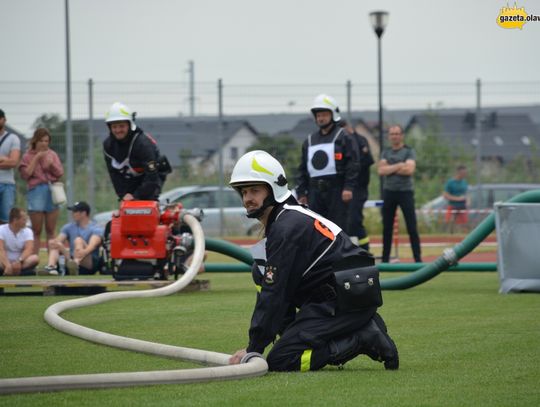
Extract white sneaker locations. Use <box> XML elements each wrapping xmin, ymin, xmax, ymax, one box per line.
<box><xmin>44</xmin><ymin>265</ymin><xmax>59</xmax><ymax>276</ymax></box>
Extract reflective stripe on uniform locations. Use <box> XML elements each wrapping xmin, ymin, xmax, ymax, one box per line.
<box><xmin>300</xmin><ymin>349</ymin><xmax>312</xmax><ymax>372</ymax></box>
<box><xmin>250</xmin><ymin>238</ymin><xmax>267</xmax><ymax>276</ymax></box>
<box><xmin>314</xmin><ymin>219</ymin><xmax>335</xmax><ymax>241</ymax></box>
<box><xmin>358</xmin><ymin>236</ymin><xmax>370</xmax><ymax>246</ymax></box>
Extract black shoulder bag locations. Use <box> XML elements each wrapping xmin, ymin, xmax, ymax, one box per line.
<box><xmin>333</xmin><ymin>254</ymin><xmax>382</xmax><ymax>312</ymax></box>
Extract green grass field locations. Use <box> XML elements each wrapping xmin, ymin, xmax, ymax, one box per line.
<box><xmin>1</xmin><ymin>271</ymin><xmax>539</xmax><ymax>406</ymax></box>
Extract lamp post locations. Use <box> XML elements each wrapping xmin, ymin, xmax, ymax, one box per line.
<box><xmin>369</xmin><ymin>10</ymin><xmax>389</xmax><ymax>199</ymax></box>
<box><xmin>64</xmin><ymin>0</ymin><xmax>74</xmax><ymax>204</ymax></box>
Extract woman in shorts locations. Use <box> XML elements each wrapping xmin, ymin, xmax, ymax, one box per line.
<box><xmin>18</xmin><ymin>128</ymin><xmax>64</xmax><ymax>255</ymax></box>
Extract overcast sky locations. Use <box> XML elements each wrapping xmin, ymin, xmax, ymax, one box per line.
<box><xmin>4</xmin><ymin>0</ymin><xmax>539</xmax><ymax>83</ymax></box>
<box><xmin>2</xmin><ymin>0</ymin><xmax>540</xmax><ymax>133</ymax></box>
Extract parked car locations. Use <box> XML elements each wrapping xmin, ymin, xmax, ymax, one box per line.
<box><xmin>419</xmin><ymin>183</ymin><xmax>540</xmax><ymax>227</ymax></box>
<box><xmin>92</xmin><ymin>185</ymin><xmax>261</xmax><ymax>237</ymax></box>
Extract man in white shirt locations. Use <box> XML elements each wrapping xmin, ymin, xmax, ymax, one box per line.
<box><xmin>0</xmin><ymin>207</ymin><xmax>39</xmax><ymax>276</ymax></box>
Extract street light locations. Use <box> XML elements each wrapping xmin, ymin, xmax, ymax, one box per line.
<box><xmin>369</xmin><ymin>10</ymin><xmax>389</xmax><ymax>199</ymax></box>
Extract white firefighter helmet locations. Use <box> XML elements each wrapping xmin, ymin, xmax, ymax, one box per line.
<box><xmin>105</xmin><ymin>102</ymin><xmax>136</xmax><ymax>131</ymax></box>
<box><xmin>310</xmin><ymin>94</ymin><xmax>341</xmax><ymax>122</ymax></box>
<box><xmin>229</xmin><ymin>150</ymin><xmax>292</xmax><ymax>203</ymax></box>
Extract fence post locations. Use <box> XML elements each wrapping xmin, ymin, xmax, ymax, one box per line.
<box><xmin>87</xmin><ymin>78</ymin><xmax>95</xmax><ymax>209</ymax></box>
<box><xmin>64</xmin><ymin>0</ymin><xmax>74</xmax><ymax>205</ymax></box>
<box><xmin>346</xmin><ymin>80</ymin><xmax>352</xmax><ymax>123</ymax></box>
<box><xmin>392</xmin><ymin>213</ymin><xmax>399</xmax><ymax>261</ymax></box>
<box><xmin>475</xmin><ymin>78</ymin><xmax>482</xmax><ymax>208</ymax></box>
<box><xmin>217</xmin><ymin>78</ymin><xmax>224</xmax><ymax>236</ymax></box>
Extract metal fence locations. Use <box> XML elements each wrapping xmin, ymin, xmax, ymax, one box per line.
<box><xmin>3</xmin><ymin>80</ymin><xmax>539</xmax><ymax>134</ymax></box>
<box><xmin>1</xmin><ymin>79</ymin><xmax>539</xmax><ymax>232</ymax></box>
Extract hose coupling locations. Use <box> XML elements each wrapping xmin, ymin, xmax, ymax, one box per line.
<box><xmin>240</xmin><ymin>352</ymin><xmax>264</xmax><ymax>364</ymax></box>
<box><xmin>442</xmin><ymin>248</ymin><xmax>458</xmax><ymax>266</ymax></box>
<box><xmin>181</xmin><ymin>208</ymin><xmax>204</xmax><ymax>222</ymax></box>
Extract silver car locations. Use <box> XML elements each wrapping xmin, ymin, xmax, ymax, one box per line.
<box><xmin>92</xmin><ymin>185</ymin><xmax>261</xmax><ymax>237</ymax></box>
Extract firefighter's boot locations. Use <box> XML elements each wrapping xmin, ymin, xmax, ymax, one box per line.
<box><xmin>329</xmin><ymin>313</ymin><xmax>399</xmax><ymax>370</ymax></box>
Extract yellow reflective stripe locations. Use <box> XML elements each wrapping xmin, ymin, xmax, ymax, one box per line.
<box><xmin>255</xmin><ymin>284</ymin><xmax>261</xmax><ymax>292</ymax></box>
<box><xmin>358</xmin><ymin>236</ymin><xmax>370</xmax><ymax>245</ymax></box>
<box><xmin>251</xmin><ymin>157</ymin><xmax>274</xmax><ymax>176</ymax></box>
<box><xmin>300</xmin><ymin>349</ymin><xmax>312</xmax><ymax>372</ymax></box>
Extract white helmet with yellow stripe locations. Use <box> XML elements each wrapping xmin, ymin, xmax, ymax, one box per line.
<box><xmin>310</xmin><ymin>94</ymin><xmax>341</xmax><ymax>122</ymax></box>
<box><xmin>229</xmin><ymin>150</ymin><xmax>291</xmax><ymax>203</ymax></box>
<box><xmin>105</xmin><ymin>102</ymin><xmax>136</xmax><ymax>131</ymax></box>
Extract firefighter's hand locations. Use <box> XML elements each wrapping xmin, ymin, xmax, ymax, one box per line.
<box><xmin>298</xmin><ymin>196</ymin><xmax>308</xmax><ymax>205</ymax></box>
<box><xmin>122</xmin><ymin>193</ymin><xmax>135</xmax><ymax>201</ymax></box>
<box><xmin>229</xmin><ymin>349</ymin><xmax>247</xmax><ymax>365</ymax></box>
<box><xmin>342</xmin><ymin>189</ymin><xmax>353</xmax><ymax>203</ymax></box>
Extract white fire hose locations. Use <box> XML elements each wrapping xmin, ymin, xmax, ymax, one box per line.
<box><xmin>0</xmin><ymin>213</ymin><xmax>267</xmax><ymax>394</ymax></box>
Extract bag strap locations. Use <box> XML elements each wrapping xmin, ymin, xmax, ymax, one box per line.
<box><xmin>0</xmin><ymin>132</ymin><xmax>12</xmax><ymax>150</ymax></box>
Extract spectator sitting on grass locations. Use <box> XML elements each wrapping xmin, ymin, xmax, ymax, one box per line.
<box><xmin>0</xmin><ymin>207</ymin><xmax>39</xmax><ymax>276</ymax></box>
<box><xmin>44</xmin><ymin>201</ymin><xmax>103</xmax><ymax>276</ymax></box>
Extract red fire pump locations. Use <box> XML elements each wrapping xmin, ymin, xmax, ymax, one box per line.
<box><xmin>105</xmin><ymin>200</ymin><xmax>199</xmax><ymax>281</ymax></box>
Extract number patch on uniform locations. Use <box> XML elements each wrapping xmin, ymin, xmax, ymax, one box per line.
<box><xmin>264</xmin><ymin>265</ymin><xmax>277</xmax><ymax>284</ymax></box>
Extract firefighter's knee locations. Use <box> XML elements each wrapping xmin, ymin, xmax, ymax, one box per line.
<box><xmin>266</xmin><ymin>348</ymin><xmax>303</xmax><ymax>372</ymax></box>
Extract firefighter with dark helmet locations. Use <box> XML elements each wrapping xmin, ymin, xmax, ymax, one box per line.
<box><xmin>103</xmin><ymin>102</ymin><xmax>170</xmax><ymax>201</ymax></box>
<box><xmin>228</xmin><ymin>150</ymin><xmax>398</xmax><ymax>372</ymax></box>
<box><xmin>296</xmin><ymin>94</ymin><xmax>360</xmax><ymax>230</ymax></box>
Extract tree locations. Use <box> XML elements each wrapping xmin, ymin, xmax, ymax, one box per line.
<box><xmin>247</xmin><ymin>134</ymin><xmax>301</xmax><ymax>188</ymax></box>
<box><xmin>407</xmin><ymin>113</ymin><xmax>473</xmax><ymax>204</ymax></box>
<box><xmin>178</xmin><ymin>148</ymin><xmax>193</xmax><ymax>179</ymax></box>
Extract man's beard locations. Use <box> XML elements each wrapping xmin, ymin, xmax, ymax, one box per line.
<box><xmin>318</xmin><ymin>120</ymin><xmax>334</xmax><ymax>131</ymax></box>
<box><xmin>246</xmin><ymin>205</ymin><xmax>266</xmax><ymax>219</ymax></box>
<box><xmin>245</xmin><ymin>196</ymin><xmax>276</xmax><ymax>219</ymax></box>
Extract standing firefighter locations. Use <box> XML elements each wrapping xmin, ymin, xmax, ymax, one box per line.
<box><xmin>103</xmin><ymin>102</ymin><xmax>170</xmax><ymax>201</ymax></box>
<box><xmin>296</xmin><ymin>94</ymin><xmax>359</xmax><ymax>230</ymax></box>
<box><xmin>342</xmin><ymin>121</ymin><xmax>374</xmax><ymax>250</ymax></box>
<box><xmin>228</xmin><ymin>150</ymin><xmax>398</xmax><ymax>372</ymax></box>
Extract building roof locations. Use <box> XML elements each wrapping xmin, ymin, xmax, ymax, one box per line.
<box><xmin>274</xmin><ymin>116</ymin><xmax>377</xmax><ymax>145</ymax></box>
<box><xmin>76</xmin><ymin>105</ymin><xmax>540</xmax><ymax>165</ymax></box>
<box><xmin>406</xmin><ymin>111</ymin><xmax>540</xmax><ymax>161</ymax></box>
<box><xmin>91</xmin><ymin>117</ymin><xmax>258</xmax><ymax>166</ymax></box>
<box><xmin>219</xmin><ymin>113</ymin><xmax>310</xmax><ymax>136</ymax></box>
<box><xmin>3</xmin><ymin>125</ymin><xmax>27</xmax><ymax>148</ymax></box>
<box><xmin>5</xmin><ymin>125</ymin><xmax>26</xmax><ymax>139</ymax></box>
<box><xmin>276</xmin><ymin>117</ymin><xmax>315</xmax><ymax>143</ymax></box>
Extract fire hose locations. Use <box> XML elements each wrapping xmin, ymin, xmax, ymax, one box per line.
<box><xmin>0</xmin><ymin>212</ymin><xmax>268</xmax><ymax>395</ymax></box>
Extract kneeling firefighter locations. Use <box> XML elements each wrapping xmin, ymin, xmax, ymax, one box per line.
<box><xmin>228</xmin><ymin>150</ymin><xmax>399</xmax><ymax>371</ymax></box>
<box><xmin>103</xmin><ymin>102</ymin><xmax>171</xmax><ymax>201</ymax></box>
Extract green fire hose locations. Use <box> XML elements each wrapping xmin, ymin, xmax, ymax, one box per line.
<box><xmin>205</xmin><ymin>190</ymin><xmax>540</xmax><ymax>290</ymax></box>
<box><xmin>381</xmin><ymin>189</ymin><xmax>540</xmax><ymax>289</ymax></box>
<box><xmin>204</xmin><ymin>263</ymin><xmax>498</xmax><ymax>273</ymax></box>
